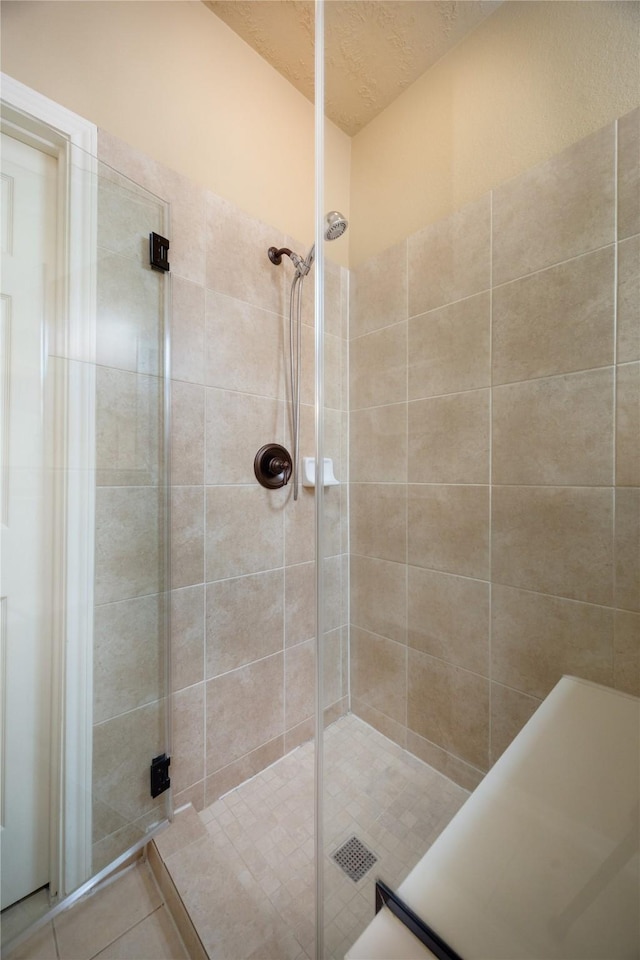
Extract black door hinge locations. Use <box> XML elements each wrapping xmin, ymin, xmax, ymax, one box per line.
<box><xmin>150</xmin><ymin>232</ymin><xmax>170</xmax><ymax>272</ymax></box>
<box><xmin>150</xmin><ymin>753</ymin><xmax>171</xmax><ymax>798</ymax></box>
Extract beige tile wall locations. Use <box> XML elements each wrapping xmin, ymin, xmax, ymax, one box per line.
<box><xmin>98</xmin><ymin>130</ymin><xmax>349</xmax><ymax>815</ymax></box>
<box><xmin>349</xmin><ymin>108</ymin><xmax>640</xmax><ymax>789</ymax></box>
<box><xmin>93</xmin><ymin>108</ymin><xmax>637</xmax><ymax>827</ymax></box>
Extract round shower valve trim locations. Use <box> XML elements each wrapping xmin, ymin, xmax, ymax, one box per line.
<box><xmin>254</xmin><ymin>443</ymin><xmax>293</xmax><ymax>489</ymax></box>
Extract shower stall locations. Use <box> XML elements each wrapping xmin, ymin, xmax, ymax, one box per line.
<box><xmin>1</xmin><ymin>0</ymin><xmax>638</xmax><ymax>957</ymax></box>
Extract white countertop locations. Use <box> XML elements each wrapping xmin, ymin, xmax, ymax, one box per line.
<box><xmin>346</xmin><ymin>677</ymin><xmax>640</xmax><ymax>960</ymax></box>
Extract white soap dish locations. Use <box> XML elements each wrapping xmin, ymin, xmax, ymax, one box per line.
<box><xmin>302</xmin><ymin>457</ymin><xmax>339</xmax><ymax>487</ymax></box>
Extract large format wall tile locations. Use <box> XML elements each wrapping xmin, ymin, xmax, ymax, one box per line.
<box><xmin>206</xmin><ymin>193</ymin><xmax>286</xmax><ymax>315</ymax></box>
<box><xmin>205</xmin><ymin>389</ymin><xmax>285</xmax><ymax>485</ymax></box>
<box><xmin>285</xmin><ymin>639</ymin><xmax>315</xmax><ymax>730</ymax></box>
<box><xmin>94</xmin><ymin>595</ymin><xmax>163</xmax><ymax>723</ymax></box>
<box><xmin>408</xmin><ymin>196</ymin><xmax>490</xmax><ymax>316</ymax></box>
<box><xmin>492</xmin><ymin>369</ymin><xmax>614</xmax><ymax>486</ymax></box>
<box><xmin>407</xmin><ymin>650</ymin><xmax>490</xmax><ymax>770</ymax></box>
<box><xmin>97</xmin><ymin>174</ymin><xmax>164</xmax><ymax>264</ymax></box>
<box><xmin>492</xmin><ymin>246</ymin><xmax>615</xmax><ymax>383</ymax></box>
<box><xmin>350</xmin><ymin>483</ymin><xmax>407</xmax><ymax>563</ymax></box>
<box><xmin>205</xmin><ymin>291</ymin><xmax>286</xmax><ymax>399</ymax></box>
<box><xmin>171</xmin><ymin>278</ymin><xmax>205</xmax><ymax>384</ymax></box>
<box><xmin>98</xmin><ymin>131</ymin><xmax>207</xmax><ymax>285</ymax></box>
<box><xmin>323</xmin><ymin>628</ymin><xmax>344</xmax><ymax>709</ymax></box>
<box><xmin>171</xmin><ymin>584</ymin><xmax>205</xmax><ymax>692</ymax></box>
<box><xmin>407</xmin><ymin>566</ymin><xmax>489</xmax><ymax>676</ymax></box>
<box><xmin>616</xmin><ymin>363</ymin><xmax>640</xmax><ymax>486</ymax></box>
<box><xmin>351</xmin><ymin>112</ymin><xmax>635</xmax><ymax>790</ymax></box>
<box><xmin>206</xmin><ymin>570</ymin><xmax>284</xmax><ymax>676</ymax></box>
<box><xmin>323</xmin><ymin>331</ymin><xmax>344</xmax><ymax>411</ymax></box>
<box><xmin>491</xmin><ymin>584</ymin><xmax>614</xmax><ymax>699</ymax></box>
<box><xmin>350</xmin><ymin>404</ymin><xmax>407</xmax><ymax>482</ymax></box>
<box><xmin>408</xmin><ymin>484</ymin><xmax>490</xmax><ymax>580</ymax></box>
<box><xmin>618</xmin><ymin>107</ymin><xmax>640</xmax><ymax>240</ymax></box>
<box><xmin>490</xmin><ymin>683</ymin><xmax>541</xmax><ymax>765</ymax></box>
<box><xmin>350</xmin><ymin>241</ymin><xmax>407</xmax><ymax>338</ymax></box>
<box><xmin>408</xmin><ymin>292</ymin><xmax>491</xmax><ymax>400</ymax></box>
<box><xmin>350</xmin><ymin>555</ymin><xmax>407</xmax><ymax>644</ymax></box>
<box><xmin>284</xmin><ymin>487</ymin><xmax>316</xmax><ymax>567</ymax></box>
<box><xmin>405</xmin><ymin>729</ymin><xmax>483</xmax><ymax>791</ymax></box>
<box><xmin>171</xmin><ymin>381</ymin><xmax>204</xmax><ymax>485</ymax></box>
<box><xmin>205</xmin><ymin>653</ymin><xmax>284</xmax><ymax>773</ymax></box>
<box><xmin>284</xmin><ymin>562</ymin><xmax>316</xmax><ymax>646</ymax></box>
<box><xmin>205</xmin><ymin>485</ymin><xmax>285</xmax><ymax>581</ymax></box>
<box><xmin>615</xmin><ymin>488</ymin><xmax>640</xmax><ymax>612</ymax></box>
<box><xmin>171</xmin><ymin>486</ymin><xmax>204</xmax><ymax>589</ymax></box>
<box><xmin>614</xmin><ymin>610</ymin><xmax>640</xmax><ymax>697</ymax></box>
<box><xmin>409</xmin><ymin>389</ymin><xmax>490</xmax><ymax>484</ymax></box>
<box><xmin>492</xmin><ymin>486</ymin><xmax>614</xmax><ymax>605</ymax></box>
<box><xmin>97</xmin><ymin>252</ymin><xmax>164</xmax><ymax>376</ymax></box>
<box><xmin>96</xmin><ymin>487</ymin><xmax>163</xmax><ymax>603</ymax></box>
<box><xmin>351</xmin><ymin>627</ymin><xmax>407</xmax><ymax>725</ymax></box>
<box><xmin>93</xmin><ymin>701</ymin><xmax>165</xmax><ymax>823</ymax></box>
<box><xmin>350</xmin><ymin>322</ymin><xmax>407</xmax><ymax>410</ymax></box>
<box><xmin>96</xmin><ymin>137</ymin><xmax>339</xmax><ymax>823</ymax></box>
<box><xmin>204</xmin><ymin>737</ymin><xmax>284</xmax><ymax>806</ymax></box>
<box><xmin>298</xmin><ymin>256</ymin><xmax>345</xmax><ymax>338</ymax></box>
<box><xmin>171</xmin><ymin>683</ymin><xmax>205</xmax><ymax>795</ymax></box>
<box><xmin>617</xmin><ymin>235</ymin><xmax>640</xmax><ymax>363</ymax></box>
<box><xmin>96</xmin><ymin>367</ymin><xmax>162</xmax><ymax>486</ymax></box>
<box><xmin>323</xmin><ymin>554</ymin><xmax>346</xmax><ymax>633</ymax></box>
<box><xmin>161</xmin><ymin>167</ymin><xmax>208</xmax><ymax>286</ymax></box>
<box><xmin>493</xmin><ymin>123</ymin><xmax>615</xmax><ymax>284</ymax></box>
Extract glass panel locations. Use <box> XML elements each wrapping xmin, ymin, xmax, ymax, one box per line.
<box><xmin>318</xmin><ymin>5</ymin><xmax>352</xmax><ymax>955</ymax></box>
<box><xmin>0</xmin><ymin>119</ymin><xmax>170</xmax><ymax>951</ymax></box>
<box><xmin>91</xmin><ymin>158</ymin><xmax>171</xmax><ymax>875</ymax></box>
<box><xmin>321</xmin><ymin>2</ymin><xmax>639</xmax><ymax>958</ymax></box>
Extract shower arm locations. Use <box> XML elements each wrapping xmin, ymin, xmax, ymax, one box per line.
<box><xmin>268</xmin><ymin>246</ymin><xmax>309</xmax><ymax>276</ymax></box>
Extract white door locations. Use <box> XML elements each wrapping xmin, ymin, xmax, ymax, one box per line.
<box><xmin>1</xmin><ymin>132</ymin><xmax>56</xmax><ymax>910</ymax></box>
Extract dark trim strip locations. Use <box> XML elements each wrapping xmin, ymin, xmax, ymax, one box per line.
<box><xmin>375</xmin><ymin>879</ymin><xmax>463</xmax><ymax>960</ymax></box>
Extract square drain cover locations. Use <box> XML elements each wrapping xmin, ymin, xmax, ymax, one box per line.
<box><xmin>332</xmin><ymin>836</ymin><xmax>377</xmax><ymax>882</ymax></box>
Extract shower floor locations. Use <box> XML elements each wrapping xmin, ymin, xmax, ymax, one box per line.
<box><xmin>158</xmin><ymin>713</ymin><xmax>469</xmax><ymax>960</ymax></box>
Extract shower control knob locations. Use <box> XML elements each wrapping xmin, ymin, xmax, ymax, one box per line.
<box><xmin>254</xmin><ymin>444</ymin><xmax>293</xmax><ymax>490</ymax></box>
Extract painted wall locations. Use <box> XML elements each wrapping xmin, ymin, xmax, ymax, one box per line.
<box><xmin>0</xmin><ymin>0</ymin><xmax>351</xmax><ymax>266</ymax></box>
<box><xmin>350</xmin><ymin>0</ymin><xmax>640</xmax><ymax>266</ymax></box>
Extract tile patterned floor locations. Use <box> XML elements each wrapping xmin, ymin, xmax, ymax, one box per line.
<box><xmin>4</xmin><ymin>861</ymin><xmax>188</xmax><ymax>960</ymax></box>
<box><xmin>160</xmin><ymin>714</ymin><xmax>469</xmax><ymax>960</ymax></box>
<box><xmin>6</xmin><ymin>715</ymin><xmax>469</xmax><ymax>960</ymax></box>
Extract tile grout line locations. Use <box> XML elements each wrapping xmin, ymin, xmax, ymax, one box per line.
<box><xmin>201</xmin><ymin>394</ymin><xmax>208</xmax><ymax>804</ymax></box>
<box><xmin>404</xmin><ymin>235</ymin><xmax>410</xmax><ymax>738</ymax></box>
<box><xmin>488</xmin><ymin>185</ymin><xmax>494</xmax><ymax>769</ymax></box>
<box><xmin>612</xmin><ymin>117</ymin><xmax>619</xmax><ymax>681</ymax></box>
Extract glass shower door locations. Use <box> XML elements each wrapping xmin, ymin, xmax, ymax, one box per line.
<box><xmin>0</xmin><ymin>111</ymin><xmax>171</xmax><ymax>951</ymax></box>
<box><xmin>90</xmin><ymin>156</ymin><xmax>172</xmax><ymax>875</ymax></box>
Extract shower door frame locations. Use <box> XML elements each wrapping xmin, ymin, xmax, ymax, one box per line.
<box><xmin>1</xmin><ymin>73</ymin><xmax>97</xmax><ymax>900</ymax></box>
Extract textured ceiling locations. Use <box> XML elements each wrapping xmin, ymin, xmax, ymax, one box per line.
<box><xmin>203</xmin><ymin>1</ymin><xmax>502</xmax><ymax>135</ymax></box>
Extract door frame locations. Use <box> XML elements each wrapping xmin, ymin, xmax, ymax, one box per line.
<box><xmin>1</xmin><ymin>73</ymin><xmax>97</xmax><ymax>899</ymax></box>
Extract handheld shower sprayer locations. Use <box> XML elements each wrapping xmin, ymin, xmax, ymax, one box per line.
<box><xmin>266</xmin><ymin>211</ymin><xmax>348</xmax><ymax>500</ymax></box>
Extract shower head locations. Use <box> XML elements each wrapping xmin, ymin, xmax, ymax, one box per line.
<box><xmin>299</xmin><ymin>211</ymin><xmax>348</xmax><ymax>275</ymax></box>
<box><xmin>267</xmin><ymin>211</ymin><xmax>348</xmax><ymax>277</ymax></box>
<box><xmin>324</xmin><ymin>211</ymin><xmax>348</xmax><ymax>241</ymax></box>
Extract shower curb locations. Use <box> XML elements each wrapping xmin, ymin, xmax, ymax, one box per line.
<box><xmin>147</xmin><ymin>836</ymin><xmax>209</xmax><ymax>960</ymax></box>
